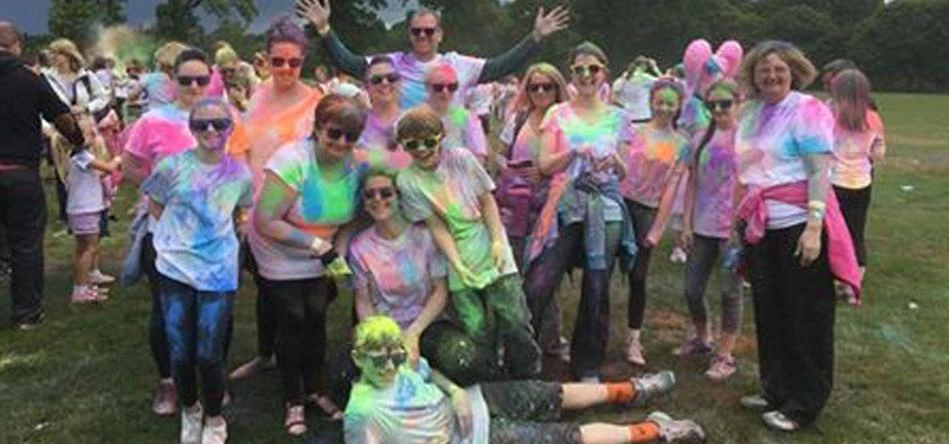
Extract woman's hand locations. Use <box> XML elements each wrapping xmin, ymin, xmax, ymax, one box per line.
<box><xmin>531</xmin><ymin>6</ymin><xmax>570</xmax><ymax>42</ymax></box>
<box><xmin>795</xmin><ymin>223</ymin><xmax>822</xmax><ymax>266</ymax></box>
<box><xmin>450</xmin><ymin>388</ymin><xmax>473</xmax><ymax>438</ymax></box>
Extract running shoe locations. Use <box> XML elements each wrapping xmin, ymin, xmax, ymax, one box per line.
<box><xmin>201</xmin><ymin>418</ymin><xmax>227</xmax><ymax>444</ymax></box>
<box><xmin>762</xmin><ymin>410</ymin><xmax>800</xmax><ymax>432</ymax></box>
<box><xmin>630</xmin><ymin>371</ymin><xmax>676</xmax><ymax>406</ymax></box>
<box><xmin>180</xmin><ymin>403</ymin><xmax>203</xmax><ymax>444</ymax></box>
<box><xmin>647</xmin><ymin>411</ymin><xmax>706</xmax><ymax>443</ymax></box>
<box><xmin>739</xmin><ymin>394</ymin><xmax>770</xmax><ymax>410</ymax></box>
<box><xmin>625</xmin><ymin>336</ymin><xmax>646</xmax><ymax>366</ymax></box>
<box><xmin>704</xmin><ymin>355</ymin><xmax>736</xmax><ymax>381</ymax></box>
<box><xmin>89</xmin><ymin>269</ymin><xmax>116</xmax><ymax>285</ymax></box>
<box><xmin>152</xmin><ymin>381</ymin><xmax>179</xmax><ymax>416</ymax></box>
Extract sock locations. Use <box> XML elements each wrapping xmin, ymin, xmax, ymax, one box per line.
<box><xmin>628</xmin><ymin>329</ymin><xmax>641</xmax><ymax>342</ymax></box>
<box><xmin>628</xmin><ymin>422</ymin><xmax>661</xmax><ymax>443</ymax></box>
<box><xmin>605</xmin><ymin>382</ymin><xmax>637</xmax><ymax>403</ymax></box>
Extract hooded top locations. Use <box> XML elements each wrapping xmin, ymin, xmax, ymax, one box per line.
<box><xmin>0</xmin><ymin>50</ymin><xmax>83</xmax><ymax>169</ymax></box>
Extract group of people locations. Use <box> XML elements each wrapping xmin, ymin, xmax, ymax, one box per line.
<box><xmin>0</xmin><ymin>0</ymin><xmax>886</xmax><ymax>442</ymax></box>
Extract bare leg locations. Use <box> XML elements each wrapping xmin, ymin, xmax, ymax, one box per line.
<box><xmin>718</xmin><ymin>332</ymin><xmax>737</xmax><ymax>357</ymax></box>
<box><xmin>562</xmin><ymin>383</ymin><xmax>610</xmax><ymax>410</ymax></box>
<box><xmin>73</xmin><ymin>234</ymin><xmax>98</xmax><ymax>287</ymax></box>
<box><xmin>579</xmin><ymin>422</ymin><xmax>659</xmax><ymax>444</ymax></box>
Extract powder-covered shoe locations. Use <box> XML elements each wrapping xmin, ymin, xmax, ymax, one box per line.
<box><xmin>647</xmin><ymin>411</ymin><xmax>706</xmax><ymax>443</ymax></box>
<box><xmin>625</xmin><ymin>336</ymin><xmax>646</xmax><ymax>366</ymax></box>
<box><xmin>762</xmin><ymin>410</ymin><xmax>800</xmax><ymax>432</ymax></box>
<box><xmin>704</xmin><ymin>355</ymin><xmax>736</xmax><ymax>381</ymax></box>
<box><xmin>181</xmin><ymin>403</ymin><xmax>203</xmax><ymax>444</ymax></box>
<box><xmin>630</xmin><ymin>371</ymin><xmax>676</xmax><ymax>406</ymax></box>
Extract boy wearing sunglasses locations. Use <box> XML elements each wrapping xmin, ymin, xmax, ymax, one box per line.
<box><xmin>345</xmin><ymin>315</ymin><xmax>705</xmax><ymax>444</ymax></box>
<box><xmin>394</xmin><ymin>106</ymin><xmax>542</xmax><ymax>381</ymax></box>
<box><xmin>298</xmin><ymin>0</ymin><xmax>569</xmax><ymax>110</ymax></box>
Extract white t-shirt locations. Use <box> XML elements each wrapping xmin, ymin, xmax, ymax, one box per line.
<box><xmin>612</xmin><ymin>72</ymin><xmax>656</xmax><ymax>121</ymax></box>
<box><xmin>374</xmin><ymin>51</ymin><xmax>486</xmax><ymax>110</ymax></box>
<box><xmin>66</xmin><ymin>151</ymin><xmax>106</xmax><ymax>215</ymax></box>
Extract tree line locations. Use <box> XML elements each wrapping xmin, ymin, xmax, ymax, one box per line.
<box><xmin>31</xmin><ymin>0</ymin><xmax>949</xmax><ymax>92</ymax></box>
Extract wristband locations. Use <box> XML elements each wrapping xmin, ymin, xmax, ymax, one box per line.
<box><xmin>310</xmin><ymin>237</ymin><xmax>326</xmax><ymax>253</ymax></box>
<box><xmin>807</xmin><ymin>201</ymin><xmax>826</xmax><ymax>211</ymax></box>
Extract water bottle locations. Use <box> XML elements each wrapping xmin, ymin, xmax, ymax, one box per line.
<box><xmin>722</xmin><ymin>245</ymin><xmax>742</xmax><ymax>272</ymax></box>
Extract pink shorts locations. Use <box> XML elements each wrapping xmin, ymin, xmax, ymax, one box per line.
<box><xmin>68</xmin><ymin>211</ymin><xmax>101</xmax><ymax>235</ymax></box>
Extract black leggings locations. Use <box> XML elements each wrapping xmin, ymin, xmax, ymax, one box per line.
<box><xmin>260</xmin><ymin>275</ymin><xmax>335</xmax><ymax>405</ymax></box>
<box><xmin>142</xmin><ymin>233</ymin><xmax>171</xmax><ymax>379</ymax></box>
<box><xmin>833</xmin><ymin>185</ymin><xmax>871</xmax><ymax>266</ymax></box>
<box><xmin>243</xmin><ymin>245</ymin><xmax>276</xmax><ymax>358</ymax></box>
<box><xmin>625</xmin><ymin>199</ymin><xmax>657</xmax><ymax>330</ymax></box>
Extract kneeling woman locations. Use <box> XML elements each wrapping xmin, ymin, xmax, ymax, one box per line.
<box><xmin>143</xmin><ymin>98</ymin><xmax>253</xmax><ymax>444</ymax></box>
<box><xmin>344</xmin><ymin>315</ymin><xmax>704</xmax><ymax>444</ymax></box>
<box><xmin>348</xmin><ymin>169</ymin><xmax>501</xmax><ymax>387</ymax></box>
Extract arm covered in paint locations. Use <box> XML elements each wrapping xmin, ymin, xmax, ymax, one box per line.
<box><xmin>644</xmin><ymin>162</ymin><xmax>689</xmax><ymax>247</ymax></box>
<box><xmin>253</xmin><ymin>171</ymin><xmax>332</xmax><ymax>254</ymax></box>
<box><xmin>477</xmin><ymin>35</ymin><xmax>542</xmax><ymax>83</ymax></box>
<box><xmin>478</xmin><ymin>191</ymin><xmax>510</xmax><ymax>270</ymax></box>
<box><xmin>320</xmin><ymin>29</ymin><xmax>369</xmax><ymax>79</ymax></box>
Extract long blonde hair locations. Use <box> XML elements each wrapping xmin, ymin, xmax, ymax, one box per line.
<box><xmin>510</xmin><ymin>63</ymin><xmax>569</xmax><ymax>115</ymax></box>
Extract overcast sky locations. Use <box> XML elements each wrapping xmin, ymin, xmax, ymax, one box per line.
<box><xmin>3</xmin><ymin>0</ymin><xmax>419</xmax><ymax>35</ymax></box>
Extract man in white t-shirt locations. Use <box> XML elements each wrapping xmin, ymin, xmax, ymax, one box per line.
<box><xmin>297</xmin><ymin>0</ymin><xmax>569</xmax><ymax>109</ymax></box>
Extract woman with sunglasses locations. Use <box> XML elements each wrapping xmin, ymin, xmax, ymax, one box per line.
<box><xmin>299</xmin><ymin>0</ymin><xmax>569</xmax><ymax>110</ymax></box>
<box><xmin>534</xmin><ymin>42</ymin><xmax>637</xmax><ymax>382</ymax></box>
<box><xmin>670</xmin><ymin>79</ymin><xmax>745</xmax><ymax>381</ymax></box>
<box><xmin>424</xmin><ymin>62</ymin><xmax>489</xmax><ymax>164</ymax></box>
<box><xmin>122</xmin><ymin>48</ymin><xmax>215</xmax><ymax>417</ymax></box>
<box><xmin>142</xmin><ymin>98</ymin><xmax>251</xmax><ymax>444</ymax></box>
<box><xmin>735</xmin><ymin>41</ymin><xmax>860</xmax><ymax>432</ymax></box>
<box><xmin>618</xmin><ymin>79</ymin><xmax>691</xmax><ymax>367</ymax></box>
<box><xmin>347</xmin><ymin>169</ymin><xmax>501</xmax><ymax>387</ymax></box>
<box><xmin>345</xmin><ymin>315</ymin><xmax>704</xmax><ymax>444</ymax></box>
<box><xmin>357</xmin><ymin>56</ymin><xmax>412</xmax><ymax>169</ymax></box>
<box><xmin>497</xmin><ymin>62</ymin><xmax>571</xmax><ymax>361</ymax></box>
<box><xmin>250</xmin><ymin>94</ymin><xmax>368</xmax><ymax>436</ymax></box>
<box><xmin>227</xmin><ymin>16</ymin><xmax>324</xmax><ymax>383</ymax></box>
<box><xmin>396</xmin><ymin>105</ymin><xmax>543</xmax><ymax>382</ymax></box>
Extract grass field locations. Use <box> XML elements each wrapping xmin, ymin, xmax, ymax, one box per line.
<box><xmin>2</xmin><ymin>93</ymin><xmax>948</xmax><ymax>444</ymax></box>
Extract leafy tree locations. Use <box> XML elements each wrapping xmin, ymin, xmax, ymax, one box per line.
<box><xmin>48</xmin><ymin>0</ymin><xmax>103</xmax><ymax>47</ymax></box>
<box><xmin>155</xmin><ymin>0</ymin><xmax>258</xmax><ymax>44</ymax></box>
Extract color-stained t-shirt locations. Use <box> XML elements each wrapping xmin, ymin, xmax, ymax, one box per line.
<box><xmin>227</xmin><ymin>83</ymin><xmax>323</xmax><ymax>192</ymax></box>
<box><xmin>439</xmin><ymin>105</ymin><xmax>489</xmax><ymax>159</ymax></box>
<box><xmin>541</xmin><ymin>102</ymin><xmax>631</xmax><ymax>223</ymax></box>
<box><xmin>247</xmin><ymin>140</ymin><xmax>369</xmax><ymax>280</ymax></box>
<box><xmin>142</xmin><ymin>149</ymin><xmax>252</xmax><ymax>292</ymax></box>
<box><xmin>397</xmin><ymin>148</ymin><xmax>516</xmax><ymax>291</ymax></box>
<box><xmin>620</xmin><ymin>124</ymin><xmax>690</xmax><ymax>208</ymax></box>
<box><xmin>831</xmin><ymin>110</ymin><xmax>885</xmax><ymax>190</ymax></box>
<box><xmin>349</xmin><ymin>223</ymin><xmax>448</xmax><ymax>330</ymax></box>
<box><xmin>375</xmin><ymin>51</ymin><xmax>485</xmax><ymax>110</ymax></box>
<box><xmin>344</xmin><ymin>358</ymin><xmax>489</xmax><ymax>444</ymax></box>
<box><xmin>357</xmin><ymin>112</ymin><xmax>413</xmax><ymax>170</ymax></box>
<box><xmin>140</xmin><ymin>71</ymin><xmax>176</xmax><ymax>110</ymax></box>
<box><xmin>736</xmin><ymin>91</ymin><xmax>835</xmax><ymax>229</ymax></box>
<box><xmin>499</xmin><ymin>112</ymin><xmax>542</xmax><ymax>162</ymax></box>
<box><xmin>66</xmin><ymin>150</ymin><xmax>106</xmax><ymax>215</ymax></box>
<box><xmin>688</xmin><ymin>127</ymin><xmax>738</xmax><ymax>239</ymax></box>
<box><xmin>612</xmin><ymin>72</ymin><xmax>656</xmax><ymax>121</ymax></box>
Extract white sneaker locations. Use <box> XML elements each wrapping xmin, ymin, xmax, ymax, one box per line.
<box><xmin>625</xmin><ymin>336</ymin><xmax>646</xmax><ymax>366</ymax></box>
<box><xmin>669</xmin><ymin>247</ymin><xmax>688</xmax><ymax>264</ymax></box>
<box><xmin>201</xmin><ymin>418</ymin><xmax>227</xmax><ymax>444</ymax></box>
<box><xmin>762</xmin><ymin>410</ymin><xmax>800</xmax><ymax>432</ymax></box>
<box><xmin>647</xmin><ymin>411</ymin><xmax>706</xmax><ymax>443</ymax></box>
<box><xmin>89</xmin><ymin>269</ymin><xmax>116</xmax><ymax>285</ymax></box>
<box><xmin>739</xmin><ymin>394</ymin><xmax>770</xmax><ymax>410</ymax></box>
<box><xmin>181</xmin><ymin>403</ymin><xmax>203</xmax><ymax>444</ymax></box>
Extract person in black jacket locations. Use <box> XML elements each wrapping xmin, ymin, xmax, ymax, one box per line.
<box><xmin>0</xmin><ymin>22</ymin><xmax>85</xmax><ymax>330</ymax></box>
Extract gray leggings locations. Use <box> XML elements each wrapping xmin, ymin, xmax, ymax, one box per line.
<box><xmin>684</xmin><ymin>234</ymin><xmax>743</xmax><ymax>334</ymax></box>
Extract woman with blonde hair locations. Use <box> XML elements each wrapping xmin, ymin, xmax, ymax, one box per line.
<box><xmin>497</xmin><ymin>62</ymin><xmax>571</xmax><ymax>361</ymax></box>
<box><xmin>734</xmin><ymin>41</ymin><xmax>860</xmax><ymax>431</ymax></box>
<box><xmin>128</xmin><ymin>41</ymin><xmax>187</xmax><ymax>111</ymax></box>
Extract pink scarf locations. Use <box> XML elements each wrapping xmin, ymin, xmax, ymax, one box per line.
<box><xmin>736</xmin><ymin>180</ymin><xmax>862</xmax><ymax>305</ymax></box>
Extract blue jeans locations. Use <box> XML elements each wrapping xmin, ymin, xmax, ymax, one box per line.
<box><xmin>158</xmin><ymin>273</ymin><xmax>234</xmax><ymax>416</ymax></box>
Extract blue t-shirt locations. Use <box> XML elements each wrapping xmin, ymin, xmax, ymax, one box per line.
<box><xmin>143</xmin><ymin>149</ymin><xmax>253</xmax><ymax>291</ymax></box>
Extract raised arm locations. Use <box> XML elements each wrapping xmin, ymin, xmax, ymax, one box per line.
<box><xmin>297</xmin><ymin>0</ymin><xmax>369</xmax><ymax>78</ymax></box>
<box><xmin>478</xmin><ymin>6</ymin><xmax>569</xmax><ymax>83</ymax></box>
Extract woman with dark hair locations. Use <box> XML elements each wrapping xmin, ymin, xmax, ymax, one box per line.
<box><xmin>250</xmin><ymin>94</ymin><xmax>368</xmax><ymax>436</ymax></box>
<box><xmin>498</xmin><ymin>62</ymin><xmax>571</xmax><ymax>361</ymax></box>
<box><xmin>123</xmin><ymin>47</ymin><xmax>215</xmax><ymax>417</ymax></box>
<box><xmin>227</xmin><ymin>16</ymin><xmax>324</xmax><ymax>383</ymax></box>
<box><xmin>534</xmin><ymin>42</ymin><xmax>638</xmax><ymax>382</ymax></box>
<box><xmin>735</xmin><ymin>41</ymin><xmax>860</xmax><ymax>431</ymax></box>
<box><xmin>829</xmin><ymin>69</ymin><xmax>885</xmax><ymax>301</ymax></box>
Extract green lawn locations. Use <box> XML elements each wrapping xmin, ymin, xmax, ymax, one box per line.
<box><xmin>2</xmin><ymin>93</ymin><xmax>949</xmax><ymax>443</ymax></box>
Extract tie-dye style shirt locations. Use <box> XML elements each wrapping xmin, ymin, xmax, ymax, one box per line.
<box><xmin>439</xmin><ymin>105</ymin><xmax>489</xmax><ymax>159</ymax></box>
<box><xmin>349</xmin><ymin>223</ymin><xmax>448</xmax><ymax>330</ymax></box>
<box><xmin>737</xmin><ymin>91</ymin><xmax>835</xmax><ymax>229</ymax></box>
<box><xmin>344</xmin><ymin>358</ymin><xmax>489</xmax><ymax>444</ymax></box>
<box><xmin>140</xmin><ymin>72</ymin><xmax>176</xmax><ymax>109</ymax></box>
<box><xmin>375</xmin><ymin>51</ymin><xmax>485</xmax><ymax>110</ymax></box>
<box><xmin>227</xmin><ymin>84</ymin><xmax>323</xmax><ymax>192</ymax></box>
<box><xmin>397</xmin><ymin>148</ymin><xmax>517</xmax><ymax>291</ymax></box>
<box><xmin>357</xmin><ymin>112</ymin><xmax>413</xmax><ymax>170</ymax></box>
<box><xmin>688</xmin><ymin>127</ymin><xmax>738</xmax><ymax>239</ymax></box>
<box><xmin>142</xmin><ymin>150</ymin><xmax>253</xmax><ymax>292</ymax></box>
<box><xmin>247</xmin><ymin>140</ymin><xmax>369</xmax><ymax>280</ymax></box>
<box><xmin>620</xmin><ymin>124</ymin><xmax>691</xmax><ymax>208</ymax></box>
<box><xmin>831</xmin><ymin>110</ymin><xmax>885</xmax><ymax>189</ymax></box>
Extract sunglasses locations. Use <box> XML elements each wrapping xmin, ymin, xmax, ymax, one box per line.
<box><xmin>363</xmin><ymin>186</ymin><xmax>396</xmax><ymax>200</ymax></box>
<box><xmin>410</xmin><ymin>27</ymin><xmax>437</xmax><ymax>37</ymax></box>
<box><xmin>177</xmin><ymin>75</ymin><xmax>211</xmax><ymax>87</ymax></box>
<box><xmin>364</xmin><ymin>348</ymin><xmax>408</xmax><ymax>368</ymax></box>
<box><xmin>270</xmin><ymin>57</ymin><xmax>304</xmax><ymax>68</ymax></box>
<box><xmin>705</xmin><ymin>99</ymin><xmax>734</xmax><ymax>112</ymax></box>
<box><xmin>323</xmin><ymin>127</ymin><xmax>360</xmax><ymax>144</ymax></box>
<box><xmin>402</xmin><ymin>135</ymin><xmax>442</xmax><ymax>153</ymax></box>
<box><xmin>429</xmin><ymin>82</ymin><xmax>458</xmax><ymax>93</ymax></box>
<box><xmin>570</xmin><ymin>64</ymin><xmax>604</xmax><ymax>77</ymax></box>
<box><xmin>370</xmin><ymin>73</ymin><xmax>401</xmax><ymax>85</ymax></box>
<box><xmin>190</xmin><ymin>118</ymin><xmax>232</xmax><ymax>132</ymax></box>
<box><xmin>527</xmin><ymin>82</ymin><xmax>556</xmax><ymax>93</ymax></box>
